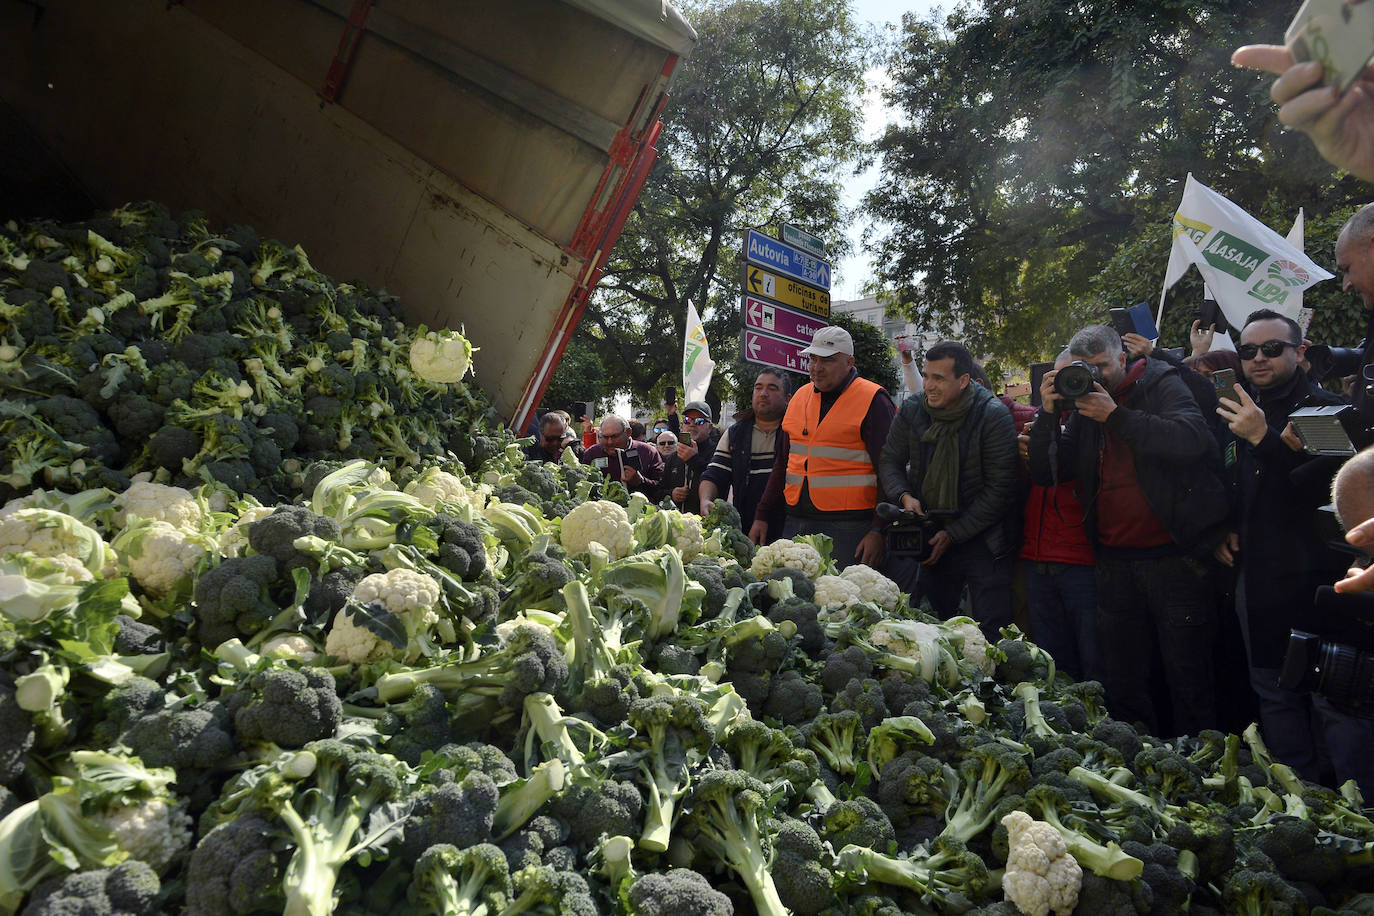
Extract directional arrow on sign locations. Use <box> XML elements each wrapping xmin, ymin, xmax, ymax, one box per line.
<box><xmin>746</xmin><ymin>267</ymin><xmax>773</xmax><ymax>299</ymax></box>
<box><xmin>747</xmin><ymin>335</ymin><xmax>761</xmax><ymax>358</ymax></box>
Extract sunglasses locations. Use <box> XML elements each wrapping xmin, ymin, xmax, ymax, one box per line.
<box><xmin>657</xmin><ymin>439</ymin><xmax>676</xmax><ymax>446</ymax></box>
<box><xmin>686</xmin><ymin>417</ymin><xmax>711</xmax><ymax>426</ymax></box>
<box><xmin>652</xmin><ymin>426</ymin><xmax>669</xmax><ymax>434</ymax></box>
<box><xmin>1237</xmin><ymin>340</ymin><xmax>1298</xmax><ymax>360</ymax></box>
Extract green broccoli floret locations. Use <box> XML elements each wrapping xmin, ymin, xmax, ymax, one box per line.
<box><xmin>1255</xmin><ymin>815</ymin><xmax>1348</xmax><ymax>886</ymax></box>
<box><xmin>1164</xmin><ymin>809</ymin><xmax>1235</xmax><ymax>883</ymax></box>
<box><xmin>721</xmin><ymin>717</ymin><xmax>819</xmax><ymax>802</ymax></box>
<box><xmin>22</xmin><ymin>860</ymin><xmax>160</xmax><ymax>916</ymax></box>
<box><xmin>877</xmin><ymin>752</ymin><xmax>956</xmax><ymax>828</ymax></box>
<box><xmin>764</xmin><ymin>568</ymin><xmax>816</xmax><ymax>603</ymax></box>
<box><xmin>626</xmin><ymin>868</ymin><xmax>733</xmax><ymax>916</ymax></box>
<box><xmin>106</xmin><ymin>393</ymin><xmax>165</xmax><ymax>443</ymax></box>
<box><xmin>355</xmin><ymin>683</ymin><xmax>453</xmax><ymax>765</ymax></box>
<box><xmin>685</xmin><ymin>559</ymin><xmax>731</xmax><ymax>619</ymax></box>
<box><xmin>803</xmin><ymin>708</ymin><xmax>864</xmax><ymax>775</ymax></box>
<box><xmin>773</xmin><ymin>817</ymin><xmax>835</xmax><ymax>914</ymax></box>
<box><xmin>650</xmin><ymin>643</ymin><xmax>702</xmax><ymax>677</ymax></box>
<box><xmin>501</xmin><ymin>863</ymin><xmax>598</xmax><ymax>916</ymax></box>
<box><xmin>371</xmin><ymin>622</ymin><xmax>568</xmax><ymax>709</ymax></box>
<box><xmin>938</xmin><ymin>740</ymin><xmax>1030</xmax><ymax>845</ymax></box>
<box><xmin>398</xmin><ymin>768</ymin><xmax>500</xmax><ymax>864</ymax></box>
<box><xmin>1073</xmin><ymin>870</ymin><xmax>1154</xmax><ymax>916</ymax></box>
<box><xmin>89</xmin><ymin>676</ymin><xmax>163</xmax><ymax>748</ymax></box>
<box><xmin>1091</xmin><ymin>718</ymin><xmax>1145</xmax><ymax>766</ymax></box>
<box><xmin>763</xmin><ymin>669</ymin><xmax>823</xmax><ymax>726</ymax></box>
<box><xmin>501</xmin><ymin>550</ymin><xmax>575</xmax><ymax>616</ymax></box>
<box><xmin>605</xmin><ymin>694</ymin><xmax>715</xmax><ymax>853</ymax></box>
<box><xmin>1132</xmin><ymin>744</ymin><xmax>1206</xmax><ymax>805</ymax></box>
<box><xmin>682</xmin><ymin>769</ymin><xmax>787</xmax><ymax>916</ymax></box>
<box><xmin>834</xmin><ymin>836</ymin><xmax>994</xmax><ymax>912</ymax></box>
<box><xmin>831</xmin><ymin>677</ymin><xmax>889</xmax><ymax>730</ymax></box>
<box><xmin>121</xmin><ymin>699</ymin><xmax>235</xmax><ymax>774</ymax></box>
<box><xmin>1120</xmin><ymin>840</ymin><xmax>1192</xmax><ymax>914</ymax></box>
<box><xmin>767</xmin><ymin>597</ymin><xmax>826</xmax><ymax>656</ymax></box>
<box><xmin>994</xmin><ymin>635</ymin><xmax>1054</xmax><ymax>686</ymax></box>
<box><xmin>425</xmin><ymin>514</ymin><xmax>487</xmax><ymax>580</ymax></box>
<box><xmin>1221</xmin><ymin>865</ymin><xmax>1309</xmax><ymax>915</ymax></box>
<box><xmin>822</xmin><ymin>796</ymin><xmax>896</xmax><ymax>852</ymax></box>
<box><xmin>704</xmin><ymin>500</ymin><xmax>755</xmax><ymax>565</ymax></box>
<box><xmin>227</xmin><ymin>666</ymin><xmax>342</xmax><ymax>748</ymax></box>
<box><xmin>247</xmin><ymin>505</ymin><xmax>341</xmax><ymax>575</ymax></box>
<box><xmin>192</xmin><ymin>554</ymin><xmax>281</xmax><ymax>648</ymax></box>
<box><xmin>407</xmin><ymin>842</ymin><xmax>512</xmax><ymax>916</ymax></box>
<box><xmin>517</xmin><ymin>462</ymin><xmax>561</xmax><ymax>501</ymax></box>
<box><xmin>111</xmin><ymin>615</ymin><xmax>164</xmax><ymax>656</ymax></box>
<box><xmin>146</xmin><ymin>424</ymin><xmax>201</xmax><ymax>473</ymax></box>
<box><xmin>549</xmin><ymin>773</ymin><xmax>644</xmax><ymax>848</ymax></box>
<box><xmin>821</xmin><ymin>645</ymin><xmax>875</xmax><ymax>695</ymax></box>
<box><xmin>185</xmin><ymin>814</ymin><xmax>283</xmax><ymax>916</ymax></box>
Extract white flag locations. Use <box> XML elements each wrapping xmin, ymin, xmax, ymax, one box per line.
<box><xmin>682</xmin><ymin>301</ymin><xmax>715</xmax><ymax>404</ymax></box>
<box><xmin>1158</xmin><ymin>175</ymin><xmax>1331</xmax><ymax>331</ymax></box>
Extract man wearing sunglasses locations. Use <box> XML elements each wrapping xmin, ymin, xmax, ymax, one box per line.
<box><xmin>524</xmin><ymin>411</ymin><xmax>582</xmax><ymax>462</ymax></box>
<box><xmin>669</xmin><ymin>401</ymin><xmax>721</xmax><ymax>514</ymax></box>
<box><xmin>1215</xmin><ymin>309</ymin><xmax>1351</xmax><ymax>784</ymax></box>
<box><xmin>1027</xmin><ymin>323</ymin><xmax>1229</xmax><ymax>738</ymax></box>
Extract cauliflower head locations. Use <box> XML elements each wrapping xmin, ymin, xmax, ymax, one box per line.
<box><xmin>352</xmin><ymin>567</ymin><xmax>442</xmax><ymax>615</ymax></box>
<box><xmin>840</xmin><ymin>563</ymin><xmax>902</xmax><ymax>609</ymax></box>
<box><xmin>868</xmin><ymin>617</ymin><xmax>961</xmax><ymax>685</ymax></box>
<box><xmin>0</xmin><ymin>507</ymin><xmax>114</xmax><ymax>577</ymax></box>
<box><xmin>113</xmin><ymin>519</ymin><xmax>212</xmax><ymax>598</ymax></box>
<box><xmin>404</xmin><ymin>467</ymin><xmax>489</xmax><ymax>512</ymax></box>
<box><xmin>634</xmin><ymin>508</ymin><xmax>705</xmax><ymax>562</ymax></box>
<box><xmin>749</xmin><ymin>538</ymin><xmax>823</xmax><ymax>579</ymax></box>
<box><xmin>948</xmin><ymin>617</ymin><xmax>996</xmax><ymax>675</ymax></box>
<box><xmin>813</xmin><ymin>574</ymin><xmax>862</xmax><ymax>610</ymax></box>
<box><xmin>1001</xmin><ymin>810</ymin><xmax>1081</xmax><ymax>916</ymax></box>
<box><xmin>217</xmin><ymin>505</ymin><xmax>276</xmax><ymax>558</ymax></box>
<box><xmin>96</xmin><ymin>795</ymin><xmax>194</xmax><ymax>874</ymax></box>
<box><xmin>326</xmin><ymin>568</ymin><xmax>443</xmax><ymax>665</ymax></box>
<box><xmin>409</xmin><ymin>327</ymin><xmax>474</xmax><ymax>383</ymax></box>
<box><xmin>560</xmin><ymin>500</ymin><xmax>634</xmax><ymax>559</ymax></box>
<box><xmin>114</xmin><ymin>481</ymin><xmax>203</xmax><ymax>530</ymax></box>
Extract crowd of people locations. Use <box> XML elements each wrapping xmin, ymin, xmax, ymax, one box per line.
<box><xmin>533</xmin><ymin>241</ymin><xmax>1374</xmax><ymax>798</ymax></box>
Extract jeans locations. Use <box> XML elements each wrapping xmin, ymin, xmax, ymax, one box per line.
<box><xmin>1095</xmin><ymin>553</ymin><xmax>1217</xmax><ymax>737</ymax></box>
<box><xmin>1025</xmin><ymin>562</ymin><xmax>1102</xmax><ymax>683</ymax></box>
<box><xmin>915</xmin><ymin>538</ymin><xmax>1013</xmax><ymax>642</ymax></box>
<box><xmin>781</xmin><ymin>515</ymin><xmax>875</xmax><ymax>571</ymax></box>
<box><xmin>1312</xmin><ymin>696</ymin><xmax>1374</xmax><ymax>800</ymax></box>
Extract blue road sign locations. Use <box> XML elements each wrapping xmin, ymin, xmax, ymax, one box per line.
<box><xmin>744</xmin><ymin>229</ymin><xmax>831</xmax><ymax>291</ymax></box>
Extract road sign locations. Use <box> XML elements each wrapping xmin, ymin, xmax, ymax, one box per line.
<box><xmin>742</xmin><ymin>329</ymin><xmax>811</xmax><ymax>374</ymax></box>
<box><xmin>741</xmin><ymin>265</ymin><xmax>830</xmax><ymax>318</ymax></box>
<box><xmin>744</xmin><ymin>229</ymin><xmax>831</xmax><ymax>290</ymax></box>
<box><xmin>742</xmin><ymin>295</ymin><xmax>827</xmax><ymax>346</ymax></box>
<box><xmin>782</xmin><ymin>223</ymin><xmax>828</xmax><ymax>259</ymax></box>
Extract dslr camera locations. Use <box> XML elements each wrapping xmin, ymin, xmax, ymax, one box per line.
<box><xmin>1279</xmin><ymin>586</ymin><xmax>1374</xmax><ymax>719</ymax></box>
<box><xmin>1053</xmin><ymin>360</ymin><xmax>1102</xmax><ymax>405</ymax></box>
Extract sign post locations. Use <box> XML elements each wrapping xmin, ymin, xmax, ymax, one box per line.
<box><xmin>741</xmin><ymin>226</ymin><xmax>832</xmax><ymax>372</ymax></box>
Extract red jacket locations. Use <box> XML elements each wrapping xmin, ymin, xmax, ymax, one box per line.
<box><xmin>1020</xmin><ymin>482</ymin><xmax>1094</xmax><ymax>565</ymax></box>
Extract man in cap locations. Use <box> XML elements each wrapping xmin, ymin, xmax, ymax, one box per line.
<box><xmin>671</xmin><ymin>400</ymin><xmax>722</xmax><ymax>515</ymax></box>
<box><xmin>755</xmin><ymin>325</ymin><xmax>896</xmax><ymax>568</ymax></box>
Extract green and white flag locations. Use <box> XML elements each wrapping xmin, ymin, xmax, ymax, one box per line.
<box><xmin>682</xmin><ymin>301</ymin><xmax>715</xmax><ymax>403</ymax></box>
<box><xmin>1159</xmin><ymin>174</ymin><xmax>1331</xmax><ymax>330</ymax></box>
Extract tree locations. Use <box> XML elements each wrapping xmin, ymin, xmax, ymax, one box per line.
<box><xmin>865</xmin><ymin>0</ymin><xmax>1370</xmax><ymax>366</ymax></box>
<box><xmin>571</xmin><ymin>0</ymin><xmax>872</xmax><ymax>406</ymax></box>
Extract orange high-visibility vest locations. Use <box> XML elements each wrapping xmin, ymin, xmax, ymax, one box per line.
<box><xmin>781</xmin><ymin>377</ymin><xmax>882</xmax><ymax>511</ymax></box>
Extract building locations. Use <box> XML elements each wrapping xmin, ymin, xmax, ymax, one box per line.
<box><xmin>829</xmin><ymin>296</ymin><xmax>930</xmax><ymax>401</ymax></box>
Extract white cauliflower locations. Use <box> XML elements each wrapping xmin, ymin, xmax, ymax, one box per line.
<box><xmin>840</xmin><ymin>563</ymin><xmax>902</xmax><ymax>609</ymax></box>
<box><xmin>111</xmin><ymin>519</ymin><xmax>212</xmax><ymax>598</ymax></box>
<box><xmin>633</xmin><ymin>508</ymin><xmax>704</xmax><ymax>562</ymax></box>
<box><xmin>217</xmin><ymin>505</ymin><xmax>276</xmax><ymax>558</ymax></box>
<box><xmin>259</xmin><ymin>633</ymin><xmax>322</xmax><ymax>663</ymax></box>
<box><xmin>114</xmin><ymin>481</ymin><xmax>202</xmax><ymax>530</ymax></box>
<box><xmin>0</xmin><ymin>507</ymin><xmax>114</xmax><ymax>576</ymax></box>
<box><xmin>949</xmin><ymin>617</ymin><xmax>996</xmax><ymax>675</ymax></box>
<box><xmin>325</xmin><ymin>568</ymin><xmax>442</xmax><ymax>665</ymax></box>
<box><xmin>868</xmin><ymin>617</ymin><xmax>960</xmax><ymax>685</ymax></box>
<box><xmin>409</xmin><ymin>327</ymin><xmax>474</xmax><ymax>383</ymax></box>
<box><xmin>749</xmin><ymin>538</ymin><xmax>823</xmax><ymax>579</ymax></box>
<box><xmin>1002</xmin><ymin>810</ymin><xmax>1082</xmax><ymax>916</ymax></box>
<box><xmin>813</xmin><ymin>574</ymin><xmax>863</xmax><ymax>609</ymax></box>
<box><xmin>404</xmin><ymin>467</ymin><xmax>489</xmax><ymax>512</ymax></box>
<box><xmin>560</xmin><ymin>500</ymin><xmax>635</xmax><ymax>559</ymax></box>
<box><xmin>97</xmin><ymin>795</ymin><xmax>193</xmax><ymax>875</ymax></box>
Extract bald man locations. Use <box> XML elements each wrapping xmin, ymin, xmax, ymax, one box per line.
<box><xmin>1334</xmin><ymin>205</ymin><xmax>1374</xmax><ymax>413</ymax></box>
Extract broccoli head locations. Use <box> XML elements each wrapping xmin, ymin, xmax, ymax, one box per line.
<box><xmin>227</xmin><ymin>666</ymin><xmax>342</xmax><ymax>748</ymax></box>
<box><xmin>247</xmin><ymin>505</ymin><xmax>341</xmax><ymax>575</ymax></box>
<box><xmin>192</xmin><ymin>554</ymin><xmax>281</xmax><ymax>648</ymax></box>
<box><xmin>626</xmin><ymin>869</ymin><xmax>734</xmax><ymax>916</ymax></box>
<box><xmin>425</xmin><ymin>513</ymin><xmax>487</xmax><ymax>580</ymax></box>
<box><xmin>185</xmin><ymin>814</ymin><xmax>283</xmax><ymax>916</ymax></box>
<box><xmin>22</xmin><ymin>861</ymin><xmax>160</xmax><ymax>916</ymax></box>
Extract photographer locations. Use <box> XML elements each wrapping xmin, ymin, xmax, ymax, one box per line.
<box><xmin>580</xmin><ymin>414</ymin><xmax>663</xmax><ymax>495</ymax></box>
<box><xmin>1027</xmin><ymin>324</ymin><xmax>1229</xmax><ymax>737</ymax></box>
<box><xmin>1214</xmin><ymin>310</ymin><xmax>1349</xmax><ymax>782</ymax></box>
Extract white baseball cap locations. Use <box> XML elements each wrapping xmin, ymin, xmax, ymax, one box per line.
<box><xmin>800</xmin><ymin>326</ymin><xmax>854</xmax><ymax>357</ymax></box>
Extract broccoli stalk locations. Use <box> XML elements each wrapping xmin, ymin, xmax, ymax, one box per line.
<box><xmin>1024</xmin><ymin>785</ymin><xmax>1145</xmax><ymax>880</ymax></box>
<box><xmin>938</xmin><ymin>742</ymin><xmax>1030</xmax><ymax>844</ymax></box>
<box><xmin>805</xmin><ymin>709</ymin><xmax>864</xmax><ymax>776</ymax></box>
<box><xmin>684</xmin><ymin>770</ymin><xmax>788</xmax><ymax>916</ymax></box>
<box><xmin>834</xmin><ymin>837</ymin><xmax>993</xmax><ymax>910</ymax></box>
<box><xmin>490</xmin><ymin>759</ymin><xmax>567</xmax><ymax>842</ymax></box>
<box><xmin>407</xmin><ymin>842</ymin><xmax>511</xmax><ymax>916</ymax></box>
<box><xmin>608</xmin><ymin>695</ymin><xmax>714</xmax><ymax>853</ymax></box>
<box><xmin>369</xmin><ymin>622</ymin><xmax>566</xmax><ymax>706</ymax></box>
<box><xmin>1011</xmin><ymin>681</ymin><xmax>1058</xmax><ymax>739</ymax></box>
<box><xmin>520</xmin><ymin>692</ymin><xmax>607</xmax><ymax>768</ymax></box>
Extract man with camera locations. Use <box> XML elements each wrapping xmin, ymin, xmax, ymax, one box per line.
<box><xmin>1027</xmin><ymin>324</ymin><xmax>1229</xmax><ymax>737</ymax></box>
<box><xmin>879</xmin><ymin>341</ymin><xmax>1018</xmax><ymax>639</ymax></box>
<box><xmin>754</xmin><ymin>325</ymin><xmax>895</xmax><ymax>568</ymax></box>
<box><xmin>580</xmin><ymin>414</ymin><xmax>663</xmax><ymax>495</ymax></box>
<box><xmin>1216</xmin><ymin>310</ymin><xmax>1357</xmax><ymax>783</ymax></box>
<box><xmin>698</xmin><ymin>369</ymin><xmax>790</xmax><ymax>535</ymax></box>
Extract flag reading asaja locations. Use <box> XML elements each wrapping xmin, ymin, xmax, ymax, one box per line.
<box><xmin>682</xmin><ymin>301</ymin><xmax>715</xmax><ymax>404</ymax></box>
<box><xmin>1159</xmin><ymin>174</ymin><xmax>1332</xmax><ymax>330</ymax></box>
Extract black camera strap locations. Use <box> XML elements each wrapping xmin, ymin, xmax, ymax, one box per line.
<box><xmin>1047</xmin><ymin>415</ymin><xmax>1097</xmax><ymax>530</ymax></box>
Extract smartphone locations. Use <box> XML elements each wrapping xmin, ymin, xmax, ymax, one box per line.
<box><xmin>896</xmin><ymin>335</ymin><xmax>915</xmax><ymax>353</ymax></box>
<box><xmin>1109</xmin><ymin>307</ymin><xmax>1136</xmax><ymax>340</ymax></box>
<box><xmin>569</xmin><ymin>401</ymin><xmax>591</xmax><ymax>422</ymax></box>
<box><xmin>664</xmin><ymin>387</ymin><xmax>676</xmax><ymax>405</ymax></box>
<box><xmin>621</xmin><ymin>447</ymin><xmax>641</xmax><ymax>470</ymax></box>
<box><xmin>1212</xmin><ymin>368</ymin><xmax>1241</xmax><ymax>406</ymax></box>
<box><xmin>1198</xmin><ymin>298</ymin><xmax>1229</xmax><ymax>336</ymax></box>
<box><xmin>1029</xmin><ymin>361</ymin><xmax>1053</xmax><ymax>408</ymax></box>
<box><xmin>1287</xmin><ymin>0</ymin><xmax>1374</xmax><ymax>90</ymax></box>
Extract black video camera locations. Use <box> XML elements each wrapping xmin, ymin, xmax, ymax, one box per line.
<box><xmin>1053</xmin><ymin>360</ymin><xmax>1102</xmax><ymax>406</ymax></box>
<box><xmin>1279</xmin><ymin>586</ymin><xmax>1374</xmax><ymax>718</ymax></box>
<box><xmin>1306</xmin><ymin>344</ymin><xmax>1365</xmax><ymax>383</ymax></box>
<box><xmin>876</xmin><ymin>502</ymin><xmax>956</xmax><ymax>563</ymax></box>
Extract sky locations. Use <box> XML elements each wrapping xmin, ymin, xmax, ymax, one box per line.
<box><xmin>829</xmin><ymin>0</ymin><xmax>948</xmax><ymax>303</ymax></box>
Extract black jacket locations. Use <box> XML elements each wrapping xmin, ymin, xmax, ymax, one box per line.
<box><xmin>1232</xmin><ymin>371</ymin><xmax>1348</xmax><ymax>667</ymax></box>
<box><xmin>1027</xmin><ymin>356</ymin><xmax>1229</xmax><ymax>555</ymax></box>
<box><xmin>878</xmin><ymin>384</ymin><xmax>1019</xmax><ymax>557</ymax></box>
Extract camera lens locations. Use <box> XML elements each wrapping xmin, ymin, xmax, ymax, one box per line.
<box><xmin>1054</xmin><ymin>361</ymin><xmax>1097</xmax><ymax>400</ymax></box>
<box><xmin>1313</xmin><ymin>641</ymin><xmax>1374</xmax><ymax>711</ymax></box>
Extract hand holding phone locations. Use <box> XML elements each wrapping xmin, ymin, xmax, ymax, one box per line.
<box><xmin>1286</xmin><ymin>0</ymin><xmax>1374</xmax><ymax>90</ymax></box>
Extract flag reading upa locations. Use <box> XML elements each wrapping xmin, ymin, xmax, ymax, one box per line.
<box><xmin>682</xmin><ymin>301</ymin><xmax>715</xmax><ymax>404</ymax></box>
<box><xmin>1159</xmin><ymin>174</ymin><xmax>1333</xmax><ymax>330</ymax></box>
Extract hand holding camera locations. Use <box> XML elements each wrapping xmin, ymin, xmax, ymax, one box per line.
<box><xmin>1044</xmin><ymin>360</ymin><xmax>1115</xmax><ymax>420</ymax></box>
